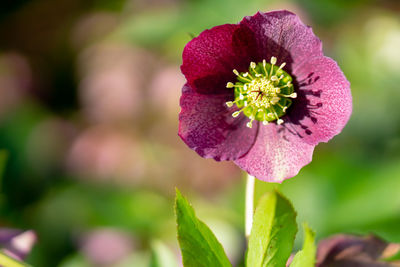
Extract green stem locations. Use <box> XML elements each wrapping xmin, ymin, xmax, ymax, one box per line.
<box><xmin>245</xmin><ymin>174</ymin><xmax>255</xmax><ymax>239</ymax></box>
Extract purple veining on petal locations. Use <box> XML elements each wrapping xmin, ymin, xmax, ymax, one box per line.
<box><xmin>286</xmin><ymin>56</ymin><xmax>352</xmax><ymax>145</ymax></box>
<box><xmin>179</xmin><ymin>84</ymin><xmax>258</xmax><ymax>161</ymax></box>
<box><xmin>234</xmin><ymin>123</ymin><xmax>315</xmax><ymax>182</ymax></box>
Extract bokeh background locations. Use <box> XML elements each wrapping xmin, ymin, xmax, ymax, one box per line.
<box><xmin>0</xmin><ymin>0</ymin><xmax>400</xmax><ymax>266</ymax></box>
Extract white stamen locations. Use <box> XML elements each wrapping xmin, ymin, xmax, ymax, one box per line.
<box><xmin>232</xmin><ymin>111</ymin><xmax>240</xmax><ymax>117</ymax></box>
<box><xmin>270</xmin><ymin>56</ymin><xmax>277</xmax><ymax>65</ymax></box>
<box><xmin>263</xmin><ymin>120</ymin><xmax>269</xmax><ymax>125</ymax></box>
<box><xmin>233</xmin><ymin>69</ymin><xmax>239</xmax><ymax>76</ymax></box>
<box><xmin>226</xmin><ymin>101</ymin><xmax>233</xmax><ymax>107</ymax></box>
<box><xmin>279</xmin><ymin>62</ymin><xmax>286</xmax><ymax>69</ymax></box>
<box><xmin>277</xmin><ymin>119</ymin><xmax>284</xmax><ymax>125</ymax></box>
<box><xmin>271</xmin><ymin>96</ymin><xmax>280</xmax><ymax>104</ymax></box>
<box><xmin>250</xmin><ymin>62</ymin><xmax>256</xmax><ymax>69</ymax></box>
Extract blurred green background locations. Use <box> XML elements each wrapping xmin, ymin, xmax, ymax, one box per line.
<box><xmin>0</xmin><ymin>0</ymin><xmax>400</xmax><ymax>266</ymax></box>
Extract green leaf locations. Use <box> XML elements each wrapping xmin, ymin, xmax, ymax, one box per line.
<box><xmin>0</xmin><ymin>251</ymin><xmax>31</xmax><ymax>267</ymax></box>
<box><xmin>150</xmin><ymin>240</ymin><xmax>178</xmax><ymax>267</ymax></box>
<box><xmin>289</xmin><ymin>224</ymin><xmax>316</xmax><ymax>267</ymax></box>
<box><xmin>175</xmin><ymin>189</ymin><xmax>232</xmax><ymax>267</ymax></box>
<box><xmin>247</xmin><ymin>190</ymin><xmax>298</xmax><ymax>267</ymax></box>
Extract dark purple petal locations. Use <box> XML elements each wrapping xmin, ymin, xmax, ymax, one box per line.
<box><xmin>240</xmin><ymin>11</ymin><xmax>323</xmax><ymax>71</ymax></box>
<box><xmin>181</xmin><ymin>24</ymin><xmax>258</xmax><ymax>95</ymax></box>
<box><xmin>0</xmin><ymin>229</ymin><xmax>22</xmax><ymax>243</ymax></box>
<box><xmin>316</xmin><ymin>234</ymin><xmax>400</xmax><ymax>267</ymax></box>
<box><xmin>286</xmin><ymin>56</ymin><xmax>352</xmax><ymax>145</ymax></box>
<box><xmin>1</xmin><ymin>230</ymin><xmax>37</xmax><ymax>261</ymax></box>
<box><xmin>178</xmin><ymin>84</ymin><xmax>258</xmax><ymax>161</ymax></box>
<box><xmin>234</xmin><ymin>123</ymin><xmax>314</xmax><ymax>182</ymax></box>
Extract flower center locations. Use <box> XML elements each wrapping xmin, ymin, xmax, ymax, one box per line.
<box><xmin>225</xmin><ymin>57</ymin><xmax>296</xmax><ymax>128</ymax></box>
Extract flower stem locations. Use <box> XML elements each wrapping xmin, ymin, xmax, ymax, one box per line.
<box><xmin>245</xmin><ymin>174</ymin><xmax>255</xmax><ymax>239</ymax></box>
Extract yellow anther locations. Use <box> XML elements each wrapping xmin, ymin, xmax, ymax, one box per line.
<box><xmin>232</xmin><ymin>111</ymin><xmax>240</xmax><ymax>117</ymax></box>
<box><xmin>226</xmin><ymin>57</ymin><xmax>295</xmax><ymax>126</ymax></box>
<box><xmin>226</xmin><ymin>101</ymin><xmax>233</xmax><ymax>107</ymax></box>
<box><xmin>226</xmin><ymin>82</ymin><xmax>234</xmax><ymax>88</ymax></box>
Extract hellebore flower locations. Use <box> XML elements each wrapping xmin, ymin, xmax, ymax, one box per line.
<box><xmin>179</xmin><ymin>10</ymin><xmax>352</xmax><ymax>182</ymax></box>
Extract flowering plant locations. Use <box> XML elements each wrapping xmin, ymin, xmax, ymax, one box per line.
<box><xmin>179</xmin><ymin>10</ymin><xmax>352</xmax><ymax>182</ymax></box>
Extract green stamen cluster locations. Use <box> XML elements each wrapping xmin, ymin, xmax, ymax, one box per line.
<box><xmin>226</xmin><ymin>57</ymin><xmax>296</xmax><ymax>128</ymax></box>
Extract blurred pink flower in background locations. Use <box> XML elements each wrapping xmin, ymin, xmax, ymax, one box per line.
<box><xmin>67</xmin><ymin>125</ymin><xmax>146</xmax><ymax>184</ymax></box>
<box><xmin>80</xmin><ymin>228</ymin><xmax>133</xmax><ymax>266</ymax></box>
<box><xmin>78</xmin><ymin>43</ymin><xmax>155</xmax><ymax>123</ymax></box>
<box><xmin>149</xmin><ymin>65</ymin><xmax>185</xmax><ymax>121</ymax></box>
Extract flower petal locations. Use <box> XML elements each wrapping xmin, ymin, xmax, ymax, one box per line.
<box><xmin>316</xmin><ymin>234</ymin><xmax>397</xmax><ymax>267</ymax></box>
<box><xmin>286</xmin><ymin>56</ymin><xmax>352</xmax><ymax>145</ymax></box>
<box><xmin>181</xmin><ymin>24</ymin><xmax>258</xmax><ymax>94</ymax></box>
<box><xmin>240</xmin><ymin>11</ymin><xmax>323</xmax><ymax>71</ymax></box>
<box><xmin>234</xmin><ymin>124</ymin><xmax>314</xmax><ymax>182</ymax></box>
<box><xmin>178</xmin><ymin>84</ymin><xmax>258</xmax><ymax>161</ymax></box>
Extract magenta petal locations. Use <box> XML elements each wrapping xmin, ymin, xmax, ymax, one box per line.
<box><xmin>240</xmin><ymin>11</ymin><xmax>323</xmax><ymax>70</ymax></box>
<box><xmin>179</xmin><ymin>10</ymin><xmax>353</xmax><ymax>182</ymax></box>
<box><xmin>179</xmin><ymin>84</ymin><xmax>258</xmax><ymax>161</ymax></box>
<box><xmin>287</xmin><ymin>56</ymin><xmax>352</xmax><ymax>145</ymax></box>
<box><xmin>234</xmin><ymin>124</ymin><xmax>314</xmax><ymax>182</ymax></box>
<box><xmin>181</xmin><ymin>24</ymin><xmax>238</xmax><ymax>94</ymax></box>
<box><xmin>181</xmin><ymin>24</ymin><xmax>258</xmax><ymax>94</ymax></box>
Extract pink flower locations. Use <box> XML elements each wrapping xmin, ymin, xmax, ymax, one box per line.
<box><xmin>179</xmin><ymin>10</ymin><xmax>352</xmax><ymax>182</ymax></box>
